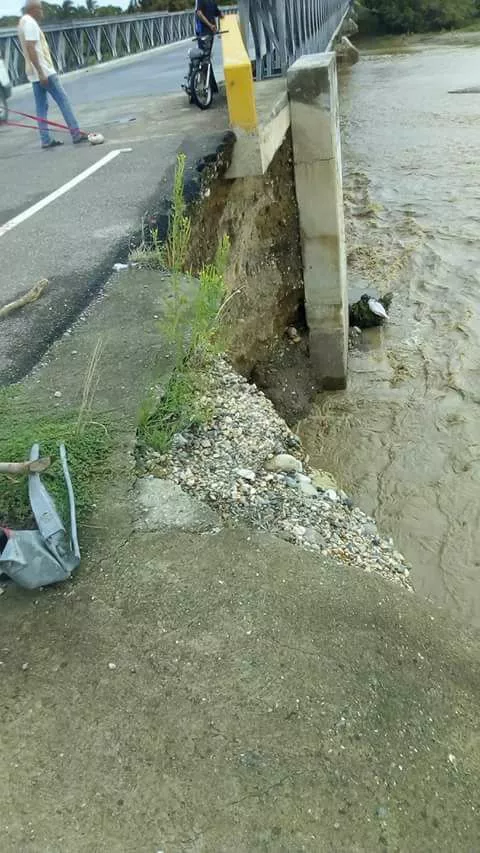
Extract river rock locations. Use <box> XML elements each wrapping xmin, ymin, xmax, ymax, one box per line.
<box><xmin>140</xmin><ymin>356</ymin><xmax>412</xmax><ymax>591</ymax></box>
<box><xmin>172</xmin><ymin>433</ymin><xmax>188</xmax><ymax>449</ymax></box>
<box><xmin>236</xmin><ymin>468</ymin><xmax>256</xmax><ymax>482</ymax></box>
<box><xmin>265</xmin><ymin>454</ymin><xmax>302</xmax><ymax>474</ymax></box>
<box><xmin>296</xmin><ymin>473</ymin><xmax>312</xmax><ymax>485</ymax></box>
<box><xmin>363</xmin><ymin>521</ymin><xmax>377</xmax><ymax>538</ymax></box>
<box><xmin>311</xmin><ymin>469</ymin><xmax>337</xmax><ymax>491</ymax></box>
<box><xmin>302</xmin><ymin>527</ymin><xmax>325</xmax><ymax>547</ymax></box>
<box><xmin>299</xmin><ymin>482</ymin><xmax>318</xmax><ymax>498</ymax></box>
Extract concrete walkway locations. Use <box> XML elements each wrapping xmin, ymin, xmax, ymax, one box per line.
<box><xmin>1</xmin><ymin>265</ymin><xmax>479</xmax><ymax>852</ymax></box>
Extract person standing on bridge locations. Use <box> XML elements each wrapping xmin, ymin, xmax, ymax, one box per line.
<box><xmin>18</xmin><ymin>0</ymin><xmax>88</xmax><ymax>149</ymax></box>
<box><xmin>194</xmin><ymin>0</ymin><xmax>223</xmax><ymax>95</ymax></box>
<box><xmin>195</xmin><ymin>0</ymin><xmax>224</xmax><ymax>37</ymax></box>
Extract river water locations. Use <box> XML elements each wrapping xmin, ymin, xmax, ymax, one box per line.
<box><xmin>299</xmin><ymin>34</ymin><xmax>480</xmax><ymax>625</ymax></box>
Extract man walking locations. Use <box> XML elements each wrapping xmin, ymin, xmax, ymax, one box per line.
<box><xmin>18</xmin><ymin>0</ymin><xmax>87</xmax><ymax>149</ymax></box>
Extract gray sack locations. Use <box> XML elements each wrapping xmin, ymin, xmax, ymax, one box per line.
<box><xmin>0</xmin><ymin>443</ymin><xmax>80</xmax><ymax>589</ymax></box>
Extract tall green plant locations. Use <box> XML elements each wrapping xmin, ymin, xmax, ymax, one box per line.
<box><xmin>189</xmin><ymin>235</ymin><xmax>230</xmax><ymax>359</ymax></box>
<box><xmin>137</xmin><ymin>158</ymin><xmax>230</xmax><ymax>455</ymax></box>
<box><xmin>163</xmin><ymin>153</ymin><xmax>192</xmax><ymax>273</ymax></box>
<box><xmin>130</xmin><ymin>154</ymin><xmax>192</xmax><ymax>271</ymax></box>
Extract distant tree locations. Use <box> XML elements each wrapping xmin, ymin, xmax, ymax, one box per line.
<box><xmin>42</xmin><ymin>2</ymin><xmax>62</xmax><ymax>21</ymax></box>
<box><xmin>86</xmin><ymin>0</ymin><xmax>98</xmax><ymax>13</ymax></box>
<box><xmin>60</xmin><ymin>0</ymin><xmax>75</xmax><ymax>16</ymax></box>
<box><xmin>358</xmin><ymin>0</ymin><xmax>478</xmax><ymax>33</ymax></box>
<box><xmin>95</xmin><ymin>5</ymin><xmax>123</xmax><ymax>14</ymax></box>
<box><xmin>132</xmin><ymin>0</ymin><xmax>233</xmax><ymax>10</ymax></box>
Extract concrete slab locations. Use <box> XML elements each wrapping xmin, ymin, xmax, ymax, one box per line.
<box><xmin>0</xmin><ymin>523</ymin><xmax>479</xmax><ymax>852</ymax></box>
<box><xmin>227</xmin><ymin>78</ymin><xmax>290</xmax><ymax>178</ymax></box>
<box><xmin>135</xmin><ymin>478</ymin><xmax>220</xmax><ymax>533</ymax></box>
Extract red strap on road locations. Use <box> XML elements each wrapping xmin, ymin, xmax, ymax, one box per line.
<box><xmin>5</xmin><ymin>119</ymin><xmax>70</xmax><ymax>132</ymax></box>
<box><xmin>8</xmin><ymin>108</ymin><xmax>88</xmax><ymax>133</ymax></box>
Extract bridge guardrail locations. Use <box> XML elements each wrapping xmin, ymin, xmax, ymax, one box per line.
<box><xmin>238</xmin><ymin>0</ymin><xmax>351</xmax><ymax>79</ymax></box>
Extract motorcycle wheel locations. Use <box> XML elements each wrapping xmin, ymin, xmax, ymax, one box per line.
<box><xmin>192</xmin><ymin>67</ymin><xmax>213</xmax><ymax>110</ymax></box>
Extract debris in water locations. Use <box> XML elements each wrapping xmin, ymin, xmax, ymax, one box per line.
<box><xmin>349</xmin><ymin>292</ymin><xmax>392</xmax><ymax>328</ymax></box>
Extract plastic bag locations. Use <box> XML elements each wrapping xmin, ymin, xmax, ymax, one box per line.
<box><xmin>0</xmin><ymin>443</ymin><xmax>80</xmax><ymax>589</ymax></box>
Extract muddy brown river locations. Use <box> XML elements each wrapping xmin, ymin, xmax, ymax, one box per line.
<box><xmin>300</xmin><ymin>34</ymin><xmax>480</xmax><ymax>625</ymax></box>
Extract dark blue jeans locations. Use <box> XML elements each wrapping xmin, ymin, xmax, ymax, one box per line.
<box><xmin>32</xmin><ymin>74</ymin><xmax>81</xmax><ymax>146</ymax></box>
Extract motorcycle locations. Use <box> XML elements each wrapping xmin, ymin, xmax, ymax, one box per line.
<box><xmin>183</xmin><ymin>31</ymin><xmax>226</xmax><ymax>111</ymax></box>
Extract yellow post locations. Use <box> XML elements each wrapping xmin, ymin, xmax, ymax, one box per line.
<box><xmin>221</xmin><ymin>14</ymin><xmax>258</xmax><ymax>132</ymax></box>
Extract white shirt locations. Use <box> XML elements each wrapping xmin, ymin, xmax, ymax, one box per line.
<box><xmin>18</xmin><ymin>14</ymin><xmax>55</xmax><ymax>83</ymax></box>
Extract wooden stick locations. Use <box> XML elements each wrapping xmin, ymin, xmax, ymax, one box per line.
<box><xmin>0</xmin><ymin>457</ymin><xmax>51</xmax><ymax>475</ymax></box>
<box><xmin>0</xmin><ymin>279</ymin><xmax>48</xmax><ymax>321</ymax></box>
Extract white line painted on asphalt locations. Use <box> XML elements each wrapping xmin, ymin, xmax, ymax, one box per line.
<box><xmin>0</xmin><ymin>148</ymin><xmax>132</xmax><ymax>239</ymax></box>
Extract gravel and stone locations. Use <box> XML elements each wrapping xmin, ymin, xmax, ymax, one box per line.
<box><xmin>143</xmin><ymin>358</ymin><xmax>412</xmax><ymax>589</ymax></box>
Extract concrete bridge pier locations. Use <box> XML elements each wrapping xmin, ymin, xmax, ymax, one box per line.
<box><xmin>287</xmin><ymin>53</ymin><xmax>348</xmax><ymax>390</ymax></box>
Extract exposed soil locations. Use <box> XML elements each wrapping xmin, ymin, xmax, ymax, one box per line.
<box><xmin>250</xmin><ymin>330</ymin><xmax>317</xmax><ymax>426</ymax></box>
<box><xmin>187</xmin><ymin>133</ymin><xmax>305</xmax><ymax>377</ymax></box>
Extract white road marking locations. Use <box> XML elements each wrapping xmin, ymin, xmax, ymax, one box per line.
<box><xmin>0</xmin><ymin>148</ymin><xmax>132</xmax><ymax>239</ymax></box>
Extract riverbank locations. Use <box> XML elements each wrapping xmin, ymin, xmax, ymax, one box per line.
<box><xmin>353</xmin><ymin>22</ymin><xmax>480</xmax><ymax>53</ymax></box>
<box><xmin>139</xmin><ymin>356</ymin><xmax>412</xmax><ymax>587</ymax></box>
<box><xmin>354</xmin><ymin>0</ymin><xmax>480</xmax><ymax>39</ymax></box>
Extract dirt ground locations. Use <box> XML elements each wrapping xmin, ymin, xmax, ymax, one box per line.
<box><xmin>2</xmin><ymin>523</ymin><xmax>480</xmax><ymax>853</ymax></box>
<box><xmin>187</xmin><ymin>134</ymin><xmax>305</xmax><ymax>378</ymax></box>
<box><xmin>251</xmin><ymin>331</ymin><xmax>317</xmax><ymax>426</ymax></box>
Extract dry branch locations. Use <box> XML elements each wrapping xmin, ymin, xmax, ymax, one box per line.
<box><xmin>0</xmin><ymin>457</ymin><xmax>51</xmax><ymax>475</ymax></box>
<box><xmin>0</xmin><ymin>279</ymin><xmax>48</xmax><ymax>321</ymax></box>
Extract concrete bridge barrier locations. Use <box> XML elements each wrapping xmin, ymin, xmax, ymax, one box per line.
<box><xmin>287</xmin><ymin>53</ymin><xmax>348</xmax><ymax>390</ymax></box>
<box><xmin>222</xmin><ymin>11</ymin><xmax>348</xmax><ymax>389</ymax></box>
<box><xmin>222</xmin><ymin>14</ymin><xmax>257</xmax><ymax>133</ymax></box>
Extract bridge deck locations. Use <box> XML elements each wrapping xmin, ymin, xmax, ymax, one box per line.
<box><xmin>0</xmin><ymin>41</ymin><xmax>229</xmax><ymax>384</ymax></box>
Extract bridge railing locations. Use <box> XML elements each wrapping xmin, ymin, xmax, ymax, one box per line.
<box><xmin>238</xmin><ymin>0</ymin><xmax>351</xmax><ymax>79</ymax></box>
<box><xmin>0</xmin><ymin>7</ymin><xmax>237</xmax><ymax>87</ymax></box>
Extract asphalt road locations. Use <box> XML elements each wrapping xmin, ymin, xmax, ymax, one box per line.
<box><xmin>0</xmin><ymin>40</ymin><xmax>227</xmax><ymax>384</ymax></box>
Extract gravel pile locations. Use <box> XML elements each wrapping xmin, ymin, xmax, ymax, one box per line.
<box><xmin>144</xmin><ymin>358</ymin><xmax>412</xmax><ymax>589</ymax></box>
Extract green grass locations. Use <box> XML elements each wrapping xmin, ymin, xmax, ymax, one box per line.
<box><xmin>0</xmin><ymin>390</ymin><xmax>112</xmax><ymax>529</ymax></box>
<box><xmin>138</xmin><ymin>365</ymin><xmax>209</xmax><ymax>455</ymax></box>
<box><xmin>130</xmin><ymin>153</ymin><xmax>191</xmax><ymax>272</ymax></box>
<box><xmin>138</xmin><ymin>244</ymin><xmax>228</xmax><ymax>454</ymax></box>
<box><xmin>136</xmin><ymin>154</ymin><xmax>230</xmax><ymax>456</ymax></box>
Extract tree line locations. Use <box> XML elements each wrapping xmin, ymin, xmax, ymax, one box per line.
<box><xmin>1</xmin><ymin>1</ymin><xmax>121</xmax><ymax>26</ymax></box>
<box><xmin>4</xmin><ymin>0</ymin><xmax>476</xmax><ymax>34</ymax></box>
<box><xmin>1</xmin><ymin>0</ymin><xmax>236</xmax><ymax>28</ymax></box>
<box><xmin>357</xmin><ymin>0</ymin><xmax>480</xmax><ymax>34</ymax></box>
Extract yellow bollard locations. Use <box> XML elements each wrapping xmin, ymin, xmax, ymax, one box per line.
<box><xmin>221</xmin><ymin>14</ymin><xmax>258</xmax><ymax>132</ymax></box>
